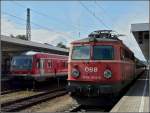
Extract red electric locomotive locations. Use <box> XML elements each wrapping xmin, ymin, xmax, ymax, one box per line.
<box><xmin>10</xmin><ymin>51</ymin><xmax>68</xmax><ymax>82</ymax></box>
<box><xmin>67</xmin><ymin>30</ymin><xmax>145</xmax><ymax>97</ymax></box>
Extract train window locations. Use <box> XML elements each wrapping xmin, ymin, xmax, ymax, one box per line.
<box><xmin>48</xmin><ymin>63</ymin><xmax>52</xmax><ymax>68</ymax></box>
<box><xmin>40</xmin><ymin>59</ymin><xmax>44</xmax><ymax>69</ymax></box>
<box><xmin>93</xmin><ymin>45</ymin><xmax>114</xmax><ymax>60</ymax></box>
<box><xmin>11</xmin><ymin>56</ymin><xmax>32</xmax><ymax>70</ymax></box>
<box><xmin>124</xmin><ymin>50</ymin><xmax>128</xmax><ymax>59</ymax></box>
<box><xmin>123</xmin><ymin>49</ymin><xmax>134</xmax><ymax>61</ymax></box>
<box><xmin>120</xmin><ymin>48</ymin><xmax>124</xmax><ymax>60</ymax></box>
<box><xmin>64</xmin><ymin>62</ymin><xmax>68</xmax><ymax>67</ymax></box>
<box><xmin>71</xmin><ymin>46</ymin><xmax>90</xmax><ymax>60</ymax></box>
<box><xmin>36</xmin><ymin>59</ymin><xmax>40</xmax><ymax>69</ymax></box>
<box><xmin>61</xmin><ymin>61</ymin><xmax>67</xmax><ymax>67</ymax></box>
<box><xmin>47</xmin><ymin>60</ymin><xmax>52</xmax><ymax>68</ymax></box>
<box><xmin>131</xmin><ymin>54</ymin><xmax>135</xmax><ymax>60</ymax></box>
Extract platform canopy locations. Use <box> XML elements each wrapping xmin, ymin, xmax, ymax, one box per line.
<box><xmin>1</xmin><ymin>35</ymin><xmax>69</xmax><ymax>56</ymax></box>
<box><xmin>131</xmin><ymin>23</ymin><xmax>149</xmax><ymax>62</ymax></box>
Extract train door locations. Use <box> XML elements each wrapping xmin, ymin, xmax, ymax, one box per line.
<box><xmin>40</xmin><ymin>59</ymin><xmax>44</xmax><ymax>75</ymax></box>
<box><xmin>45</xmin><ymin>59</ymin><xmax>55</xmax><ymax>77</ymax></box>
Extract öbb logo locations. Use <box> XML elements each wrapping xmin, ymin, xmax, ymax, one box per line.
<box><xmin>84</xmin><ymin>67</ymin><xmax>98</xmax><ymax>73</ymax></box>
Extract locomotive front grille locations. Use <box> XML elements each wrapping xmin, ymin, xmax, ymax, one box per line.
<box><xmin>67</xmin><ymin>81</ymin><xmax>122</xmax><ymax>96</ymax></box>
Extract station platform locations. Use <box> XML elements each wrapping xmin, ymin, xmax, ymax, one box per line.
<box><xmin>111</xmin><ymin>71</ymin><xmax>149</xmax><ymax>112</ymax></box>
<box><xmin>1</xmin><ymin>76</ymin><xmax>11</xmax><ymax>82</ymax></box>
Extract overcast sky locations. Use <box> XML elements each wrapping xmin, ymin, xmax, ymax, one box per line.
<box><xmin>1</xmin><ymin>1</ymin><xmax>149</xmax><ymax>61</ymax></box>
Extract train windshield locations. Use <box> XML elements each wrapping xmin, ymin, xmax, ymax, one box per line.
<box><xmin>72</xmin><ymin>46</ymin><xmax>90</xmax><ymax>60</ymax></box>
<box><xmin>11</xmin><ymin>56</ymin><xmax>32</xmax><ymax>70</ymax></box>
<box><xmin>93</xmin><ymin>45</ymin><xmax>114</xmax><ymax>60</ymax></box>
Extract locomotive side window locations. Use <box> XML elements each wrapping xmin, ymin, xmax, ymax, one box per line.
<box><xmin>123</xmin><ymin>49</ymin><xmax>134</xmax><ymax>61</ymax></box>
<box><xmin>93</xmin><ymin>46</ymin><xmax>114</xmax><ymax>60</ymax></box>
<box><xmin>124</xmin><ymin>49</ymin><xmax>129</xmax><ymax>59</ymax></box>
<box><xmin>71</xmin><ymin>46</ymin><xmax>90</xmax><ymax>60</ymax></box>
<box><xmin>120</xmin><ymin>48</ymin><xmax>124</xmax><ymax>60</ymax></box>
<box><xmin>123</xmin><ymin>49</ymin><xmax>128</xmax><ymax>60</ymax></box>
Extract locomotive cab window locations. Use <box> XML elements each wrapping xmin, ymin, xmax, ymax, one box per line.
<box><xmin>93</xmin><ymin>45</ymin><xmax>114</xmax><ymax>60</ymax></box>
<box><xmin>71</xmin><ymin>46</ymin><xmax>90</xmax><ymax>60</ymax></box>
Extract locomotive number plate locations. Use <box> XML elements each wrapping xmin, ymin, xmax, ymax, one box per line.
<box><xmin>85</xmin><ymin>67</ymin><xmax>98</xmax><ymax>73</ymax></box>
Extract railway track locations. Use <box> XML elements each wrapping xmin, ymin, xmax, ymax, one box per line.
<box><xmin>65</xmin><ymin>104</ymin><xmax>106</xmax><ymax>112</ymax></box>
<box><xmin>1</xmin><ymin>88</ymin><xmax>67</xmax><ymax>112</ymax></box>
<box><xmin>1</xmin><ymin>89</ymin><xmax>23</xmax><ymax>95</ymax></box>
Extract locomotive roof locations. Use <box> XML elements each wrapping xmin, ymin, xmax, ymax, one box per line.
<box><xmin>72</xmin><ymin>37</ymin><xmax>120</xmax><ymax>43</ymax></box>
<box><xmin>72</xmin><ymin>30</ymin><xmax>125</xmax><ymax>44</ymax></box>
<box><xmin>71</xmin><ymin>37</ymin><xmax>134</xmax><ymax>55</ymax></box>
<box><xmin>71</xmin><ymin>30</ymin><xmax>135</xmax><ymax>58</ymax></box>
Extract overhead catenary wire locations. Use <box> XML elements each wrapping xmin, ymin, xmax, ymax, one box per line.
<box><xmin>9</xmin><ymin>1</ymin><xmax>114</xmax><ymax>38</ymax></box>
<box><xmin>10</xmin><ymin>1</ymin><xmax>89</xmax><ymax>38</ymax></box>
<box><xmin>94</xmin><ymin>1</ymin><xmax>122</xmax><ymax>35</ymax></box>
<box><xmin>10</xmin><ymin>1</ymin><xmax>85</xmax><ymax>31</ymax></box>
<box><xmin>78</xmin><ymin>1</ymin><xmax>111</xmax><ymax>30</ymax></box>
<box><xmin>5</xmin><ymin>1</ymin><xmax>124</xmax><ymax>38</ymax></box>
<box><xmin>94</xmin><ymin>1</ymin><xmax>141</xmax><ymax>37</ymax></box>
<box><xmin>2</xmin><ymin>11</ymin><xmax>73</xmax><ymax>39</ymax></box>
<box><xmin>94</xmin><ymin>1</ymin><xmax>115</xmax><ymax>26</ymax></box>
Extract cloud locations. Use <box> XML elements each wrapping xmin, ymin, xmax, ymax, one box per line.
<box><xmin>112</xmin><ymin>7</ymin><xmax>148</xmax><ymax>61</ymax></box>
<box><xmin>1</xmin><ymin>9</ymin><xmax>147</xmax><ymax>61</ymax></box>
<box><xmin>1</xmin><ymin>16</ymin><xmax>25</xmax><ymax>35</ymax></box>
<box><xmin>1</xmin><ymin>16</ymin><xmax>74</xmax><ymax>47</ymax></box>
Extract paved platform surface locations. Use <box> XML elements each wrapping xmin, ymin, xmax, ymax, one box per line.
<box><xmin>111</xmin><ymin>71</ymin><xmax>149</xmax><ymax>112</ymax></box>
<box><xmin>1</xmin><ymin>77</ymin><xmax>10</xmax><ymax>81</ymax></box>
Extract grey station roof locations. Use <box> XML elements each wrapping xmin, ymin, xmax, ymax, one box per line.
<box><xmin>131</xmin><ymin>23</ymin><xmax>149</xmax><ymax>61</ymax></box>
<box><xmin>1</xmin><ymin>35</ymin><xmax>69</xmax><ymax>55</ymax></box>
<box><xmin>131</xmin><ymin>23</ymin><xmax>149</xmax><ymax>32</ymax></box>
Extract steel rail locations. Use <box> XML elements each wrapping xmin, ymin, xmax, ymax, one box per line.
<box><xmin>1</xmin><ymin>89</ymin><xmax>23</xmax><ymax>95</ymax></box>
<box><xmin>1</xmin><ymin>88</ymin><xmax>67</xmax><ymax>112</ymax></box>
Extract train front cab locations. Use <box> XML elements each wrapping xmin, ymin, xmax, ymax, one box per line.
<box><xmin>10</xmin><ymin>55</ymin><xmax>35</xmax><ymax>80</ymax></box>
<box><xmin>10</xmin><ymin>53</ymin><xmax>68</xmax><ymax>82</ymax></box>
<box><xmin>10</xmin><ymin>55</ymin><xmax>45</xmax><ymax>81</ymax></box>
<box><xmin>67</xmin><ymin>41</ymin><xmax>131</xmax><ymax>96</ymax></box>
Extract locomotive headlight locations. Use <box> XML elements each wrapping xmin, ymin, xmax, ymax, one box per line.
<box><xmin>104</xmin><ymin>69</ymin><xmax>112</xmax><ymax>79</ymax></box>
<box><xmin>71</xmin><ymin>68</ymin><xmax>80</xmax><ymax>78</ymax></box>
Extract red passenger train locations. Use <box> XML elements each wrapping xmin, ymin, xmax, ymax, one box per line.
<box><xmin>10</xmin><ymin>51</ymin><xmax>68</xmax><ymax>82</ymax></box>
<box><xmin>67</xmin><ymin>30</ymin><xmax>145</xmax><ymax>97</ymax></box>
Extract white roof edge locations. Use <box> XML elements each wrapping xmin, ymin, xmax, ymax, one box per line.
<box><xmin>22</xmin><ymin>51</ymin><xmax>68</xmax><ymax>57</ymax></box>
<box><xmin>1</xmin><ymin>35</ymin><xmax>69</xmax><ymax>53</ymax></box>
<box><xmin>131</xmin><ymin>23</ymin><xmax>149</xmax><ymax>32</ymax></box>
